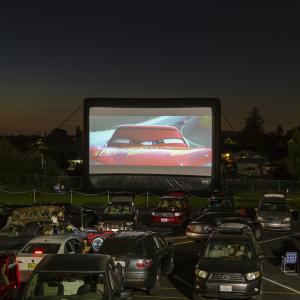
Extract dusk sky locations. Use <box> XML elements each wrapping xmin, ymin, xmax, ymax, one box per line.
<box><xmin>1</xmin><ymin>1</ymin><xmax>300</xmax><ymax>134</ymax></box>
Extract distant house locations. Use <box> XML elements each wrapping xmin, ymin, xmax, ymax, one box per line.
<box><xmin>233</xmin><ymin>150</ymin><xmax>272</xmax><ymax>177</ymax></box>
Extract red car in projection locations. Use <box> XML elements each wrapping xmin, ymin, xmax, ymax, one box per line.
<box><xmin>90</xmin><ymin>125</ymin><xmax>211</xmax><ymax>167</ymax></box>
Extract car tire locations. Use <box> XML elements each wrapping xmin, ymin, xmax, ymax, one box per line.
<box><xmin>165</xmin><ymin>256</ymin><xmax>175</xmax><ymax>276</ymax></box>
<box><xmin>148</xmin><ymin>272</ymin><xmax>160</xmax><ymax>296</ymax></box>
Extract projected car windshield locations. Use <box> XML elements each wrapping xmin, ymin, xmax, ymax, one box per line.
<box><xmin>89</xmin><ymin>111</ymin><xmax>212</xmax><ymax>176</ymax></box>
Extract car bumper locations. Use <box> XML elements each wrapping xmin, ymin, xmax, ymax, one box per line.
<box><xmin>186</xmin><ymin>231</ymin><xmax>211</xmax><ymax>240</ymax></box>
<box><xmin>194</xmin><ymin>278</ymin><xmax>261</xmax><ymax>299</ymax></box>
<box><xmin>260</xmin><ymin>222</ymin><xmax>291</xmax><ymax>231</ymax></box>
<box><xmin>124</xmin><ymin>271</ymin><xmax>156</xmax><ymax>289</ymax></box>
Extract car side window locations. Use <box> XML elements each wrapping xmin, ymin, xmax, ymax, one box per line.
<box><xmin>155</xmin><ymin>235</ymin><xmax>166</xmax><ymax>248</ymax></box>
<box><xmin>70</xmin><ymin>239</ymin><xmax>82</xmax><ymax>253</ymax></box>
<box><xmin>144</xmin><ymin>237</ymin><xmax>157</xmax><ymax>254</ymax></box>
<box><xmin>64</xmin><ymin>241</ymin><xmax>74</xmax><ymax>253</ymax></box>
<box><xmin>153</xmin><ymin>235</ymin><xmax>161</xmax><ymax>249</ymax></box>
<box><xmin>108</xmin><ymin>266</ymin><xmax>119</xmax><ymax>295</ymax></box>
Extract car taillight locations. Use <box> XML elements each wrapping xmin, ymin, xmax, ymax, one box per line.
<box><xmin>136</xmin><ymin>259</ymin><xmax>153</xmax><ymax>269</ymax></box>
<box><xmin>34</xmin><ymin>250</ymin><xmax>44</xmax><ymax>254</ymax></box>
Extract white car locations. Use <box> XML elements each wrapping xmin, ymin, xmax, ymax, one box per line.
<box><xmin>17</xmin><ymin>235</ymin><xmax>83</xmax><ymax>282</ymax></box>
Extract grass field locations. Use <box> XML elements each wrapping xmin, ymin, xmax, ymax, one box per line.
<box><xmin>1</xmin><ymin>187</ymin><xmax>300</xmax><ymax>210</ymax></box>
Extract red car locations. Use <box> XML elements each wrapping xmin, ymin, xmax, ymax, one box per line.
<box><xmin>150</xmin><ymin>194</ymin><xmax>191</xmax><ymax>226</ymax></box>
<box><xmin>90</xmin><ymin>125</ymin><xmax>211</xmax><ymax>167</ymax></box>
<box><xmin>0</xmin><ymin>252</ymin><xmax>20</xmax><ymax>299</ymax></box>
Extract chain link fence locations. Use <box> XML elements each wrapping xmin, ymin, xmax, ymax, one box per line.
<box><xmin>222</xmin><ymin>178</ymin><xmax>300</xmax><ymax>193</ymax></box>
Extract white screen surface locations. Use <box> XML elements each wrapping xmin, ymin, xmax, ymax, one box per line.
<box><xmin>89</xmin><ymin>107</ymin><xmax>212</xmax><ymax>176</ymax></box>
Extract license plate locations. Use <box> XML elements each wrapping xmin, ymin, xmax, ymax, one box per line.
<box><xmin>220</xmin><ymin>285</ymin><xmax>232</xmax><ymax>292</ymax></box>
<box><xmin>161</xmin><ymin>218</ymin><xmax>169</xmax><ymax>222</ymax></box>
<box><xmin>28</xmin><ymin>263</ymin><xmax>37</xmax><ymax>270</ymax></box>
<box><xmin>115</xmin><ymin>260</ymin><xmax>126</xmax><ymax>267</ymax></box>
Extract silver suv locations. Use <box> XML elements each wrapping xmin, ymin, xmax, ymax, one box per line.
<box><xmin>256</xmin><ymin>193</ymin><xmax>291</xmax><ymax>232</ymax></box>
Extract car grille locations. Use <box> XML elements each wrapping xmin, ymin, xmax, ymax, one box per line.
<box><xmin>210</xmin><ymin>273</ymin><xmax>245</xmax><ymax>283</ymax></box>
<box><xmin>156</xmin><ymin>212</ymin><xmax>174</xmax><ymax>217</ymax></box>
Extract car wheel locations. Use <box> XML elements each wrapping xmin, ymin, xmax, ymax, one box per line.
<box><xmin>254</xmin><ymin>227</ymin><xmax>262</xmax><ymax>240</ymax></box>
<box><xmin>148</xmin><ymin>272</ymin><xmax>160</xmax><ymax>296</ymax></box>
<box><xmin>165</xmin><ymin>256</ymin><xmax>175</xmax><ymax>276</ymax></box>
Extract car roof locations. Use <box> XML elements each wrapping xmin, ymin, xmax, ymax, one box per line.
<box><xmin>35</xmin><ymin>254</ymin><xmax>110</xmax><ymax>273</ymax></box>
<box><xmin>210</xmin><ymin>229</ymin><xmax>252</xmax><ymax>242</ymax></box>
<box><xmin>261</xmin><ymin>197</ymin><xmax>287</xmax><ymax>202</ymax></box>
<box><xmin>108</xmin><ymin>230</ymin><xmax>154</xmax><ymax>241</ymax></box>
<box><xmin>26</xmin><ymin>235</ymin><xmax>75</xmax><ymax>244</ymax></box>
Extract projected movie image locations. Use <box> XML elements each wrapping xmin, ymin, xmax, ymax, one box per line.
<box><xmin>89</xmin><ymin>108</ymin><xmax>212</xmax><ymax>176</ymax></box>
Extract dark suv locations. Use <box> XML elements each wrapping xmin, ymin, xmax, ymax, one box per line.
<box><xmin>99</xmin><ymin>231</ymin><xmax>174</xmax><ymax>295</ymax></box>
<box><xmin>194</xmin><ymin>227</ymin><xmax>263</xmax><ymax>300</ymax></box>
<box><xmin>21</xmin><ymin>254</ymin><xmax>132</xmax><ymax>300</ymax></box>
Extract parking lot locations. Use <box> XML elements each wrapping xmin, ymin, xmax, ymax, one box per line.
<box><xmin>133</xmin><ymin>223</ymin><xmax>300</xmax><ymax>299</ymax></box>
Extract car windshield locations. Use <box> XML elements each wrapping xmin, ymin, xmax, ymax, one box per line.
<box><xmin>260</xmin><ymin>201</ymin><xmax>288</xmax><ymax>212</ymax></box>
<box><xmin>104</xmin><ymin>205</ymin><xmax>133</xmax><ymax>215</ymax></box>
<box><xmin>0</xmin><ymin>223</ymin><xmax>23</xmax><ymax>237</ymax></box>
<box><xmin>158</xmin><ymin>199</ymin><xmax>182</xmax><ymax>209</ymax></box>
<box><xmin>204</xmin><ymin>240</ymin><xmax>254</xmax><ymax>260</ymax></box>
<box><xmin>24</xmin><ymin>272</ymin><xmax>108</xmax><ymax>299</ymax></box>
<box><xmin>21</xmin><ymin>243</ymin><xmax>60</xmax><ymax>254</ymax></box>
<box><xmin>99</xmin><ymin>240</ymin><xmax>143</xmax><ymax>256</ymax></box>
<box><xmin>207</xmin><ymin>199</ymin><xmax>233</xmax><ymax>209</ymax></box>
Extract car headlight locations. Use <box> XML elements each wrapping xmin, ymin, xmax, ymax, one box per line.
<box><xmin>195</xmin><ymin>269</ymin><xmax>208</xmax><ymax>279</ymax></box>
<box><xmin>282</xmin><ymin>217</ymin><xmax>290</xmax><ymax>223</ymax></box>
<box><xmin>257</xmin><ymin>216</ymin><xmax>264</xmax><ymax>222</ymax></box>
<box><xmin>245</xmin><ymin>271</ymin><xmax>261</xmax><ymax>281</ymax></box>
<box><xmin>174</xmin><ymin>212</ymin><xmax>182</xmax><ymax>217</ymax></box>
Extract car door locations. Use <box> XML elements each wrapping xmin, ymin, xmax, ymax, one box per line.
<box><xmin>153</xmin><ymin>234</ymin><xmax>169</xmax><ymax>273</ymax></box>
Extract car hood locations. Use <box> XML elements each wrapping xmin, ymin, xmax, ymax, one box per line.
<box><xmin>153</xmin><ymin>207</ymin><xmax>182</xmax><ymax>213</ymax></box>
<box><xmin>190</xmin><ymin>212</ymin><xmax>237</xmax><ymax>226</ymax></box>
<box><xmin>197</xmin><ymin>258</ymin><xmax>259</xmax><ymax>274</ymax></box>
<box><xmin>100</xmin><ymin>215</ymin><xmax>134</xmax><ymax>223</ymax></box>
<box><xmin>258</xmin><ymin>211</ymin><xmax>290</xmax><ymax>219</ymax></box>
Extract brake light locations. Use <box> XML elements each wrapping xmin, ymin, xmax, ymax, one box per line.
<box><xmin>34</xmin><ymin>250</ymin><xmax>43</xmax><ymax>254</ymax></box>
<box><xmin>136</xmin><ymin>259</ymin><xmax>153</xmax><ymax>269</ymax></box>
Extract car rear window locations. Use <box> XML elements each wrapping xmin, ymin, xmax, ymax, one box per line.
<box><xmin>21</xmin><ymin>243</ymin><xmax>60</xmax><ymax>254</ymax></box>
<box><xmin>99</xmin><ymin>240</ymin><xmax>143</xmax><ymax>256</ymax></box>
<box><xmin>260</xmin><ymin>201</ymin><xmax>288</xmax><ymax>211</ymax></box>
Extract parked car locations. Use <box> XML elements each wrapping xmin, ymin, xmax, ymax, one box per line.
<box><xmin>186</xmin><ymin>211</ymin><xmax>238</xmax><ymax>241</ymax></box>
<box><xmin>215</xmin><ymin>216</ymin><xmax>263</xmax><ymax>240</ymax></box>
<box><xmin>150</xmin><ymin>194</ymin><xmax>190</xmax><ymax>226</ymax></box>
<box><xmin>256</xmin><ymin>193</ymin><xmax>292</xmax><ymax>232</ymax></box>
<box><xmin>0</xmin><ymin>252</ymin><xmax>20</xmax><ymax>300</ymax></box>
<box><xmin>17</xmin><ymin>235</ymin><xmax>83</xmax><ymax>282</ymax></box>
<box><xmin>40</xmin><ymin>202</ymin><xmax>99</xmax><ymax>228</ymax></box>
<box><xmin>98</xmin><ymin>201</ymin><xmax>138</xmax><ymax>232</ymax></box>
<box><xmin>21</xmin><ymin>254</ymin><xmax>132</xmax><ymax>300</ymax></box>
<box><xmin>90</xmin><ymin>125</ymin><xmax>212</xmax><ymax>167</ymax></box>
<box><xmin>193</xmin><ymin>226</ymin><xmax>263</xmax><ymax>300</ymax></box>
<box><xmin>0</xmin><ymin>221</ymin><xmax>85</xmax><ymax>253</ymax></box>
<box><xmin>99</xmin><ymin>230</ymin><xmax>174</xmax><ymax>295</ymax></box>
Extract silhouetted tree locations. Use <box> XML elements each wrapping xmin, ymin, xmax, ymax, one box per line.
<box><xmin>287</xmin><ymin>128</ymin><xmax>300</xmax><ymax>179</ymax></box>
<box><xmin>240</xmin><ymin>106</ymin><xmax>266</xmax><ymax>153</ymax></box>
